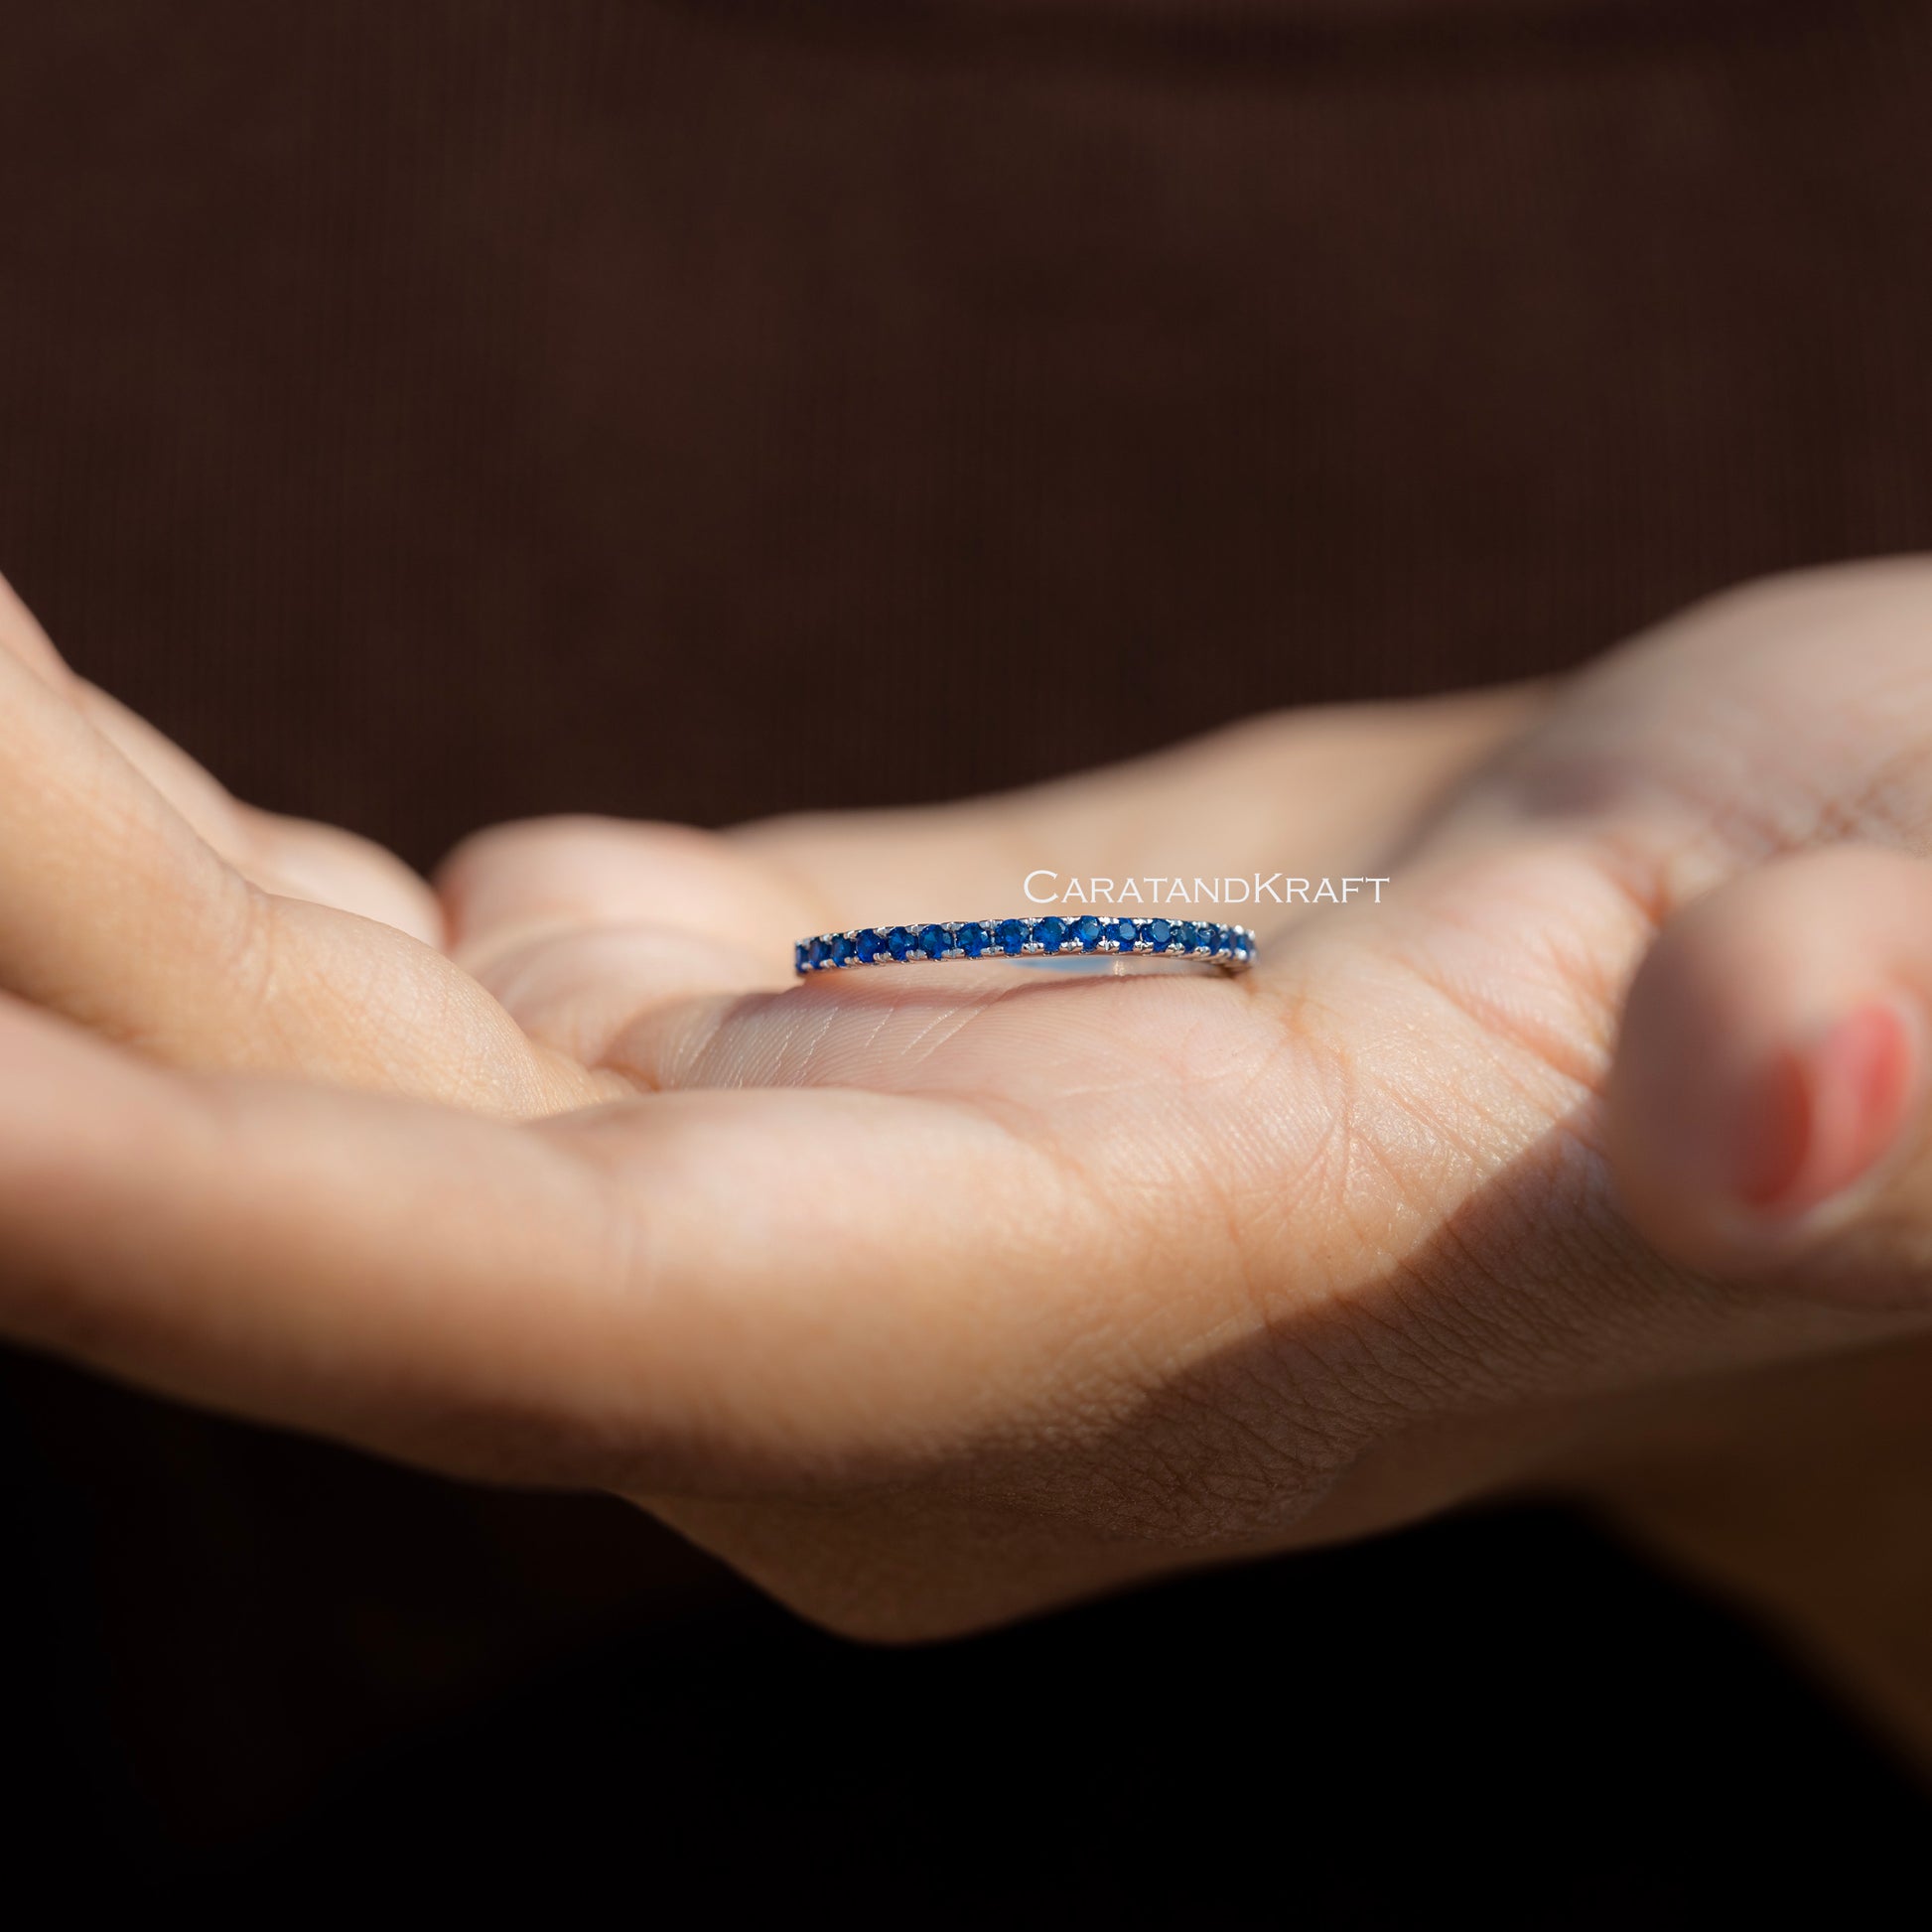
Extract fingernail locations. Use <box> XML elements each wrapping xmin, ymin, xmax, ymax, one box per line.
<box><xmin>1731</xmin><ymin>997</ymin><xmax>1924</xmax><ymax>1222</ymax></box>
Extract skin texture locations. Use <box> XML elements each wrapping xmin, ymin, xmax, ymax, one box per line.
<box><xmin>4</xmin><ymin>559</ymin><xmax>1932</xmax><ymax>1746</ymax></box>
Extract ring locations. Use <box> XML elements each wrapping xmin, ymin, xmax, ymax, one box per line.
<box><xmin>793</xmin><ymin>916</ymin><xmax>1257</xmax><ymax>976</ymax></box>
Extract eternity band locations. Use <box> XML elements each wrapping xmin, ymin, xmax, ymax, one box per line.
<box><xmin>794</xmin><ymin>916</ymin><xmax>1256</xmax><ymax>976</ymax></box>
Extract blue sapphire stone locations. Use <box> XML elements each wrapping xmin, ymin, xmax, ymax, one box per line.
<box><xmin>806</xmin><ymin>916</ymin><xmax>1249</xmax><ymax>974</ymax></box>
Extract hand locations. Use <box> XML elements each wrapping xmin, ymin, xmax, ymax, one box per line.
<box><xmin>2</xmin><ymin>561</ymin><xmax>1931</xmax><ymax>1659</ymax></box>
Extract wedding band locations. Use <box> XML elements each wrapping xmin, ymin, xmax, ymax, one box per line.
<box><xmin>793</xmin><ymin>916</ymin><xmax>1256</xmax><ymax>976</ymax></box>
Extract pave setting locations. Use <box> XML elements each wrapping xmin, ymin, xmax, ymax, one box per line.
<box><xmin>793</xmin><ymin>917</ymin><xmax>1256</xmax><ymax>977</ymax></box>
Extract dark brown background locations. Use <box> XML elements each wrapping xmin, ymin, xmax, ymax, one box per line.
<box><xmin>3</xmin><ymin>0</ymin><xmax>1930</xmax><ymax>1917</ymax></box>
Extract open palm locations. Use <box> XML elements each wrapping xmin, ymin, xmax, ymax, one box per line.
<box><xmin>4</xmin><ymin>562</ymin><xmax>1932</xmax><ymax>1636</ymax></box>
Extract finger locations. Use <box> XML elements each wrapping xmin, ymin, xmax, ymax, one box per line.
<box><xmin>0</xmin><ymin>571</ymin><xmax>75</xmax><ymax>687</ymax></box>
<box><xmin>0</xmin><ymin>994</ymin><xmax>1059</xmax><ymax>1491</ymax></box>
<box><xmin>73</xmin><ymin>682</ymin><xmax>442</xmax><ymax>945</ymax></box>
<box><xmin>0</xmin><ymin>643</ymin><xmax>264</xmax><ymax>1038</ymax></box>
<box><xmin>440</xmin><ymin>816</ymin><xmax>815</xmax><ymax>978</ymax></box>
<box><xmin>1</xmin><ymin>569</ymin><xmax>439</xmax><ymax>942</ymax></box>
<box><xmin>1608</xmin><ymin>847</ymin><xmax>1932</xmax><ymax>1302</ymax></box>
<box><xmin>476</xmin><ymin>922</ymin><xmax>779</xmax><ymax>1068</ymax></box>
<box><xmin>0</xmin><ymin>991</ymin><xmax>647</xmax><ymax>1481</ymax></box>
<box><xmin>0</xmin><ymin>647</ymin><xmax>588</xmax><ymax>1109</ymax></box>
<box><xmin>436</xmin><ymin>818</ymin><xmax>806</xmax><ymax>1061</ymax></box>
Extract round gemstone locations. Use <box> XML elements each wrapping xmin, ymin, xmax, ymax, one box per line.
<box><xmin>807</xmin><ymin>936</ymin><xmax>830</xmax><ymax>969</ymax></box>
<box><xmin>917</xmin><ymin>923</ymin><xmax>949</xmax><ymax>960</ymax></box>
<box><xmin>1203</xmin><ymin>923</ymin><xmax>1225</xmax><ymax>955</ymax></box>
<box><xmin>1146</xmin><ymin>918</ymin><xmax>1172</xmax><ymax>951</ymax></box>
<box><xmin>997</xmin><ymin>917</ymin><xmax>1030</xmax><ymax>956</ymax></box>
<box><xmin>831</xmin><ymin>932</ymin><xmax>853</xmax><ymax>965</ymax></box>
<box><xmin>1177</xmin><ymin>921</ymin><xmax>1200</xmax><ymax>954</ymax></box>
<box><xmin>1073</xmin><ymin>914</ymin><xmax>1103</xmax><ymax>951</ymax></box>
<box><xmin>955</xmin><ymin>921</ymin><xmax>988</xmax><ymax>958</ymax></box>
<box><xmin>855</xmin><ymin>927</ymin><xmax>884</xmax><ymax>963</ymax></box>
<box><xmin>1035</xmin><ymin>916</ymin><xmax>1068</xmax><ymax>951</ymax></box>
<box><xmin>887</xmin><ymin>925</ymin><xmax>913</xmax><ymax>962</ymax></box>
<box><xmin>1115</xmin><ymin>918</ymin><xmax>1140</xmax><ymax>949</ymax></box>
<box><xmin>794</xmin><ymin>941</ymin><xmax>809</xmax><ymax>974</ymax></box>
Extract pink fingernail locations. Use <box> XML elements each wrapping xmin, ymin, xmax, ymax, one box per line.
<box><xmin>1734</xmin><ymin>999</ymin><xmax>1922</xmax><ymax>1219</ymax></box>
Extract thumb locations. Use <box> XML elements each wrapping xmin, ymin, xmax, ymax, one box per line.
<box><xmin>1607</xmin><ymin>846</ymin><xmax>1932</xmax><ymax>1304</ymax></box>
